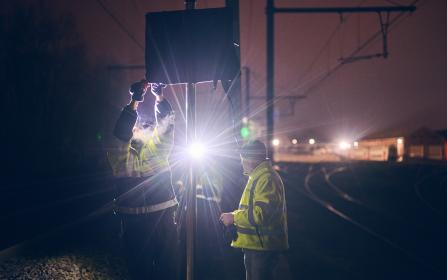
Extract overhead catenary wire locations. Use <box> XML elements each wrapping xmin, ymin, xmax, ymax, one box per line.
<box><xmin>95</xmin><ymin>0</ymin><xmax>145</xmax><ymax>51</ymax></box>
<box><xmin>297</xmin><ymin>0</ymin><xmax>425</xmax><ymax>98</ymax></box>
<box><xmin>268</xmin><ymin>0</ymin><xmax>368</xmax><ymax>96</ymax></box>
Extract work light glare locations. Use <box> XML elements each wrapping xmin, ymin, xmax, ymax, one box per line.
<box><xmin>188</xmin><ymin>142</ymin><xmax>206</xmax><ymax>159</ymax></box>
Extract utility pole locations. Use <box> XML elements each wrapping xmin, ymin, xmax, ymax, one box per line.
<box><xmin>265</xmin><ymin>1</ymin><xmax>416</xmax><ymax>160</ymax></box>
<box><xmin>185</xmin><ymin>1</ymin><xmax>196</xmax><ymax>280</ymax></box>
<box><xmin>266</xmin><ymin>0</ymin><xmax>274</xmax><ymax>159</ymax></box>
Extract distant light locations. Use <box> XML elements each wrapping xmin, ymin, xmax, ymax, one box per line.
<box><xmin>309</xmin><ymin>138</ymin><xmax>316</xmax><ymax>145</ymax></box>
<box><xmin>242</xmin><ymin>117</ymin><xmax>248</xmax><ymax>124</ymax></box>
<box><xmin>240</xmin><ymin>126</ymin><xmax>250</xmax><ymax>139</ymax></box>
<box><xmin>272</xmin><ymin>138</ymin><xmax>280</xmax><ymax>146</ymax></box>
<box><xmin>397</xmin><ymin>138</ymin><xmax>404</xmax><ymax>145</ymax></box>
<box><xmin>339</xmin><ymin>141</ymin><xmax>351</xmax><ymax>150</ymax></box>
<box><xmin>291</xmin><ymin>138</ymin><xmax>298</xmax><ymax>145</ymax></box>
<box><xmin>353</xmin><ymin>141</ymin><xmax>359</xmax><ymax>148</ymax></box>
<box><xmin>188</xmin><ymin>142</ymin><xmax>206</xmax><ymax>160</ymax></box>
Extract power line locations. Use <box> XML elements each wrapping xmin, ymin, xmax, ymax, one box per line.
<box><xmin>95</xmin><ymin>0</ymin><xmax>144</xmax><ymax>51</ymax></box>
<box><xmin>299</xmin><ymin>0</ymin><xmax>424</xmax><ymax>98</ymax></box>
<box><xmin>291</xmin><ymin>0</ymin><xmax>368</xmax><ymax>92</ymax></box>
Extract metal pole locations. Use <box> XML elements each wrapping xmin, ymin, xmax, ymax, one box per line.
<box><xmin>185</xmin><ymin>83</ymin><xmax>196</xmax><ymax>280</ymax></box>
<box><xmin>184</xmin><ymin>2</ymin><xmax>196</xmax><ymax>280</ymax></box>
<box><xmin>266</xmin><ymin>0</ymin><xmax>274</xmax><ymax>160</ymax></box>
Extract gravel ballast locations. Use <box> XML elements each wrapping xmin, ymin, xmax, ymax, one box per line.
<box><xmin>0</xmin><ymin>249</ymin><xmax>129</xmax><ymax>280</ymax></box>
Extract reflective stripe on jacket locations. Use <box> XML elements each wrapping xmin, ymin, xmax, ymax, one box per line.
<box><xmin>231</xmin><ymin>161</ymin><xmax>289</xmax><ymax>251</ymax></box>
<box><xmin>107</xmin><ymin>99</ymin><xmax>177</xmax><ymax>212</ymax></box>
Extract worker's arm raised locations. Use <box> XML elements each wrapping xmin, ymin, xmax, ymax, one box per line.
<box><xmin>113</xmin><ymin>80</ymin><xmax>149</xmax><ymax>142</ymax></box>
<box><xmin>151</xmin><ymin>83</ymin><xmax>174</xmax><ymax>149</ymax></box>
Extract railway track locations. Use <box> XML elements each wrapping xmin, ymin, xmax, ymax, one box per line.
<box><xmin>413</xmin><ymin>168</ymin><xmax>447</xmax><ymax>220</ymax></box>
<box><xmin>300</xmin><ymin>164</ymin><xmax>443</xmax><ymax>276</ymax></box>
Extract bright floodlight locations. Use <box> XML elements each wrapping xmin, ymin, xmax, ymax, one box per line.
<box><xmin>292</xmin><ymin>138</ymin><xmax>298</xmax><ymax>145</ymax></box>
<box><xmin>188</xmin><ymin>142</ymin><xmax>206</xmax><ymax>160</ymax></box>
<box><xmin>309</xmin><ymin>138</ymin><xmax>316</xmax><ymax>145</ymax></box>
<box><xmin>272</xmin><ymin>138</ymin><xmax>280</xmax><ymax>146</ymax></box>
<box><xmin>397</xmin><ymin>138</ymin><xmax>404</xmax><ymax>145</ymax></box>
<box><xmin>339</xmin><ymin>141</ymin><xmax>351</xmax><ymax>150</ymax></box>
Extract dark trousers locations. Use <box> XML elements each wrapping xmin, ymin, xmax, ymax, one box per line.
<box><xmin>122</xmin><ymin>207</ymin><xmax>178</xmax><ymax>280</ymax></box>
<box><xmin>243</xmin><ymin>249</ymin><xmax>280</xmax><ymax>280</ymax></box>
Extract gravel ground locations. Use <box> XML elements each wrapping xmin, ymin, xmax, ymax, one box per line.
<box><xmin>0</xmin><ymin>249</ymin><xmax>129</xmax><ymax>280</ymax></box>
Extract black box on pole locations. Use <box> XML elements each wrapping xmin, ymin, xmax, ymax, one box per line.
<box><xmin>145</xmin><ymin>8</ymin><xmax>239</xmax><ymax>84</ymax></box>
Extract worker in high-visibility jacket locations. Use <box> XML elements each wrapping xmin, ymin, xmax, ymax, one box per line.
<box><xmin>220</xmin><ymin>140</ymin><xmax>288</xmax><ymax>280</ymax></box>
<box><xmin>108</xmin><ymin>80</ymin><xmax>178</xmax><ymax>280</ymax></box>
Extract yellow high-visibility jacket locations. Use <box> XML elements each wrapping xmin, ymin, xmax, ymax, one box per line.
<box><xmin>107</xmin><ymin>99</ymin><xmax>177</xmax><ymax>211</ymax></box>
<box><xmin>108</xmin><ymin>122</ymin><xmax>174</xmax><ymax>178</ymax></box>
<box><xmin>108</xmin><ymin>101</ymin><xmax>175</xmax><ymax>178</ymax></box>
<box><xmin>232</xmin><ymin>161</ymin><xmax>289</xmax><ymax>251</ymax></box>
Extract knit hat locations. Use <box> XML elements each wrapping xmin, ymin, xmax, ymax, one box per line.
<box><xmin>240</xmin><ymin>140</ymin><xmax>267</xmax><ymax>160</ymax></box>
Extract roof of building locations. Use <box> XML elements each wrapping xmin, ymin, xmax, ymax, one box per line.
<box><xmin>361</xmin><ymin>127</ymin><xmax>414</xmax><ymax>140</ymax></box>
<box><xmin>363</xmin><ymin>126</ymin><xmax>447</xmax><ymax>142</ymax></box>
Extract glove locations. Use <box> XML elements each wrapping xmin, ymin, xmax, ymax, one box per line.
<box><xmin>129</xmin><ymin>80</ymin><xmax>149</xmax><ymax>101</ymax></box>
<box><xmin>150</xmin><ymin>83</ymin><xmax>167</xmax><ymax>97</ymax></box>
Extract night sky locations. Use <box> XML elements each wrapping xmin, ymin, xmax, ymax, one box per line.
<box><xmin>57</xmin><ymin>0</ymin><xmax>447</xmax><ymax>140</ymax></box>
<box><xmin>1</xmin><ymin>2</ymin><xmax>447</xmax><ymax>277</ymax></box>
<box><xmin>3</xmin><ymin>0</ymin><xmax>447</xmax><ymax>145</ymax></box>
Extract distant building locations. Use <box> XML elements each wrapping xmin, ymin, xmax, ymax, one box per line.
<box><xmin>436</xmin><ymin>129</ymin><xmax>447</xmax><ymax>160</ymax></box>
<box><xmin>270</xmin><ymin>127</ymin><xmax>447</xmax><ymax>163</ymax></box>
<box><xmin>354</xmin><ymin>127</ymin><xmax>446</xmax><ymax>161</ymax></box>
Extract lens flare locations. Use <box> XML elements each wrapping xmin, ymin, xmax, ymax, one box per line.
<box><xmin>188</xmin><ymin>142</ymin><xmax>207</xmax><ymax>159</ymax></box>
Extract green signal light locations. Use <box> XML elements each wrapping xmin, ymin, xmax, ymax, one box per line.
<box><xmin>240</xmin><ymin>126</ymin><xmax>250</xmax><ymax>139</ymax></box>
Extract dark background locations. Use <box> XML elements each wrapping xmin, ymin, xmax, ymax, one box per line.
<box><xmin>1</xmin><ymin>1</ymin><xmax>446</xmax><ymax>279</ymax></box>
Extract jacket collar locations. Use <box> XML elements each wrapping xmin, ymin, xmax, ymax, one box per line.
<box><xmin>249</xmin><ymin>160</ymin><xmax>271</xmax><ymax>179</ymax></box>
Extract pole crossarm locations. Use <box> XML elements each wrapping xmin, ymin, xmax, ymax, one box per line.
<box><xmin>273</xmin><ymin>6</ymin><xmax>416</xmax><ymax>14</ymax></box>
<box><xmin>265</xmin><ymin>1</ymin><xmax>416</xmax><ymax>160</ymax></box>
<box><xmin>249</xmin><ymin>95</ymin><xmax>306</xmax><ymax>100</ymax></box>
<box><xmin>107</xmin><ymin>64</ymin><xmax>145</xmax><ymax>71</ymax></box>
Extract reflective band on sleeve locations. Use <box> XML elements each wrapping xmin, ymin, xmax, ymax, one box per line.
<box><xmin>115</xmin><ymin>198</ymin><xmax>178</xmax><ymax>215</ymax></box>
<box><xmin>239</xmin><ymin>204</ymin><xmax>249</xmax><ymax>210</ymax></box>
<box><xmin>236</xmin><ymin>226</ymin><xmax>284</xmax><ymax>237</ymax></box>
<box><xmin>196</xmin><ymin>194</ymin><xmax>221</xmax><ymax>203</ymax></box>
<box><xmin>248</xmin><ymin>175</ymin><xmax>270</xmax><ymax>226</ymax></box>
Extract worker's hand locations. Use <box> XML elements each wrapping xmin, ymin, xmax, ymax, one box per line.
<box><xmin>129</xmin><ymin>80</ymin><xmax>150</xmax><ymax>102</ymax></box>
<box><xmin>220</xmin><ymin>212</ymin><xmax>234</xmax><ymax>227</ymax></box>
<box><xmin>150</xmin><ymin>83</ymin><xmax>167</xmax><ymax>97</ymax></box>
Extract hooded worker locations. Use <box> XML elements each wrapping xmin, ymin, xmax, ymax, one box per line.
<box><xmin>108</xmin><ymin>80</ymin><xmax>178</xmax><ymax>280</ymax></box>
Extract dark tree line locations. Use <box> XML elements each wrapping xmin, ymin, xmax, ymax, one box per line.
<box><xmin>1</xmin><ymin>2</ymin><xmax>111</xmax><ymax>183</ymax></box>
